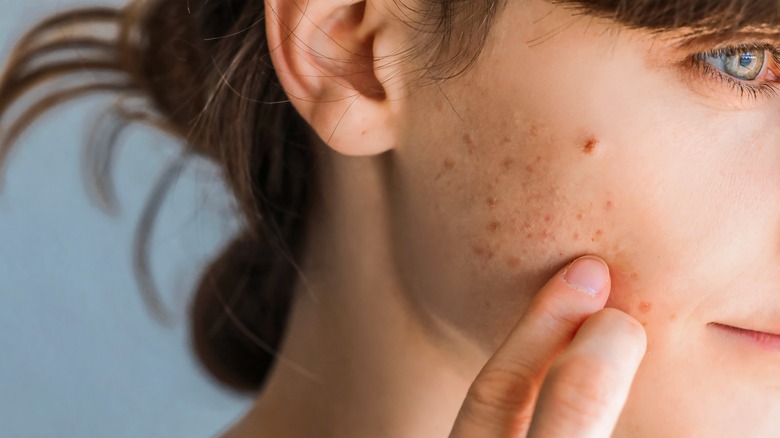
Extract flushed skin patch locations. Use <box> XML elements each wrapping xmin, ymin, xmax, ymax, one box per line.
<box><xmin>384</xmin><ymin>0</ymin><xmax>780</xmax><ymax>435</ymax></box>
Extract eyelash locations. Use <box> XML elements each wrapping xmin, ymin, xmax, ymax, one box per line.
<box><xmin>692</xmin><ymin>43</ymin><xmax>780</xmax><ymax>100</ymax></box>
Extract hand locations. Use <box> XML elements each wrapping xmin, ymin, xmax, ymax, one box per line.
<box><xmin>449</xmin><ymin>256</ymin><xmax>647</xmax><ymax>437</ymax></box>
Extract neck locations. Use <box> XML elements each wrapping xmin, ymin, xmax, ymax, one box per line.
<box><xmin>223</xmin><ymin>148</ymin><xmax>484</xmax><ymax>437</ymax></box>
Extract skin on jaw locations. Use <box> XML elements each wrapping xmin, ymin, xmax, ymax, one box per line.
<box><xmin>386</xmin><ymin>0</ymin><xmax>780</xmax><ymax>434</ymax></box>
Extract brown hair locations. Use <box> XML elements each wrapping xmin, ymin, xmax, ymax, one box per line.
<box><xmin>1</xmin><ymin>0</ymin><xmax>777</xmax><ymax>394</ymax></box>
<box><xmin>0</xmin><ymin>0</ymin><xmax>507</xmax><ymax>393</ymax></box>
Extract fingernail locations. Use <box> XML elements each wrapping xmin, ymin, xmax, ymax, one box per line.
<box><xmin>563</xmin><ymin>256</ymin><xmax>608</xmax><ymax>297</ymax></box>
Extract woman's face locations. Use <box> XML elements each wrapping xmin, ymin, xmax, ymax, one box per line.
<box><xmin>386</xmin><ymin>0</ymin><xmax>780</xmax><ymax>434</ymax></box>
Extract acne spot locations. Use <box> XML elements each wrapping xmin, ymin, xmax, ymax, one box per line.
<box><xmin>472</xmin><ymin>245</ymin><xmax>495</xmax><ymax>260</ymax></box>
<box><xmin>506</xmin><ymin>256</ymin><xmax>521</xmax><ymax>268</ymax></box>
<box><xmin>501</xmin><ymin>158</ymin><xmax>514</xmax><ymax>171</ymax></box>
<box><xmin>486</xmin><ymin>197</ymin><xmax>499</xmax><ymax>208</ymax></box>
<box><xmin>576</xmin><ymin>212</ymin><xmax>584</xmax><ymax>221</ymax></box>
<box><xmin>605</xmin><ymin>200</ymin><xmax>613</xmax><ymax>211</ymax></box>
<box><xmin>488</xmin><ymin>221</ymin><xmax>502</xmax><ymax>233</ymax></box>
<box><xmin>525</xmin><ymin>165</ymin><xmax>535</xmax><ymax>173</ymax></box>
<box><xmin>639</xmin><ymin>301</ymin><xmax>652</xmax><ymax>314</ymax></box>
<box><xmin>444</xmin><ymin>158</ymin><xmax>456</xmax><ymax>170</ymax></box>
<box><xmin>581</xmin><ymin>136</ymin><xmax>599</xmax><ymax>154</ymax></box>
<box><xmin>529</xmin><ymin>121</ymin><xmax>543</xmax><ymax>137</ymax></box>
<box><xmin>573</xmin><ymin>232</ymin><xmax>580</xmax><ymax>240</ymax></box>
<box><xmin>630</xmin><ymin>272</ymin><xmax>639</xmax><ymax>281</ymax></box>
<box><xmin>544</xmin><ymin>215</ymin><xmax>552</xmax><ymax>223</ymax></box>
<box><xmin>591</xmin><ymin>229</ymin><xmax>604</xmax><ymax>242</ymax></box>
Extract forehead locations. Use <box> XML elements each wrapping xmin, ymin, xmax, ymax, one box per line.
<box><xmin>560</xmin><ymin>0</ymin><xmax>780</xmax><ymax>32</ymax></box>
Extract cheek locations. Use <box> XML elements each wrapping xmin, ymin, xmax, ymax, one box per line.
<box><xmin>462</xmin><ymin>128</ymin><xmax>616</xmax><ymax>273</ymax></box>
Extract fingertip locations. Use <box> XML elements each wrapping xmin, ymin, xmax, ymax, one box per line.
<box><xmin>562</xmin><ymin>256</ymin><xmax>610</xmax><ymax>297</ymax></box>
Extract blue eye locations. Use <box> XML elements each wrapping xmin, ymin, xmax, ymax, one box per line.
<box><xmin>700</xmin><ymin>49</ymin><xmax>766</xmax><ymax>81</ymax></box>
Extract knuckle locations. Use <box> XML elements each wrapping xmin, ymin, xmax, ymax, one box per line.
<box><xmin>462</xmin><ymin>367</ymin><xmax>539</xmax><ymax>425</ymax></box>
<box><xmin>545</xmin><ymin>357</ymin><xmax>616</xmax><ymax>424</ymax></box>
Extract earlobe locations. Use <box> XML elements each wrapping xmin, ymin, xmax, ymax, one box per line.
<box><xmin>265</xmin><ymin>0</ymin><xmax>399</xmax><ymax>156</ymax></box>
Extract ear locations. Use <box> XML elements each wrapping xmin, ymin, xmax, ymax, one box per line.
<box><xmin>265</xmin><ymin>0</ymin><xmax>401</xmax><ymax>156</ymax></box>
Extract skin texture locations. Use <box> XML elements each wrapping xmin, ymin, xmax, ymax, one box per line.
<box><xmin>228</xmin><ymin>0</ymin><xmax>780</xmax><ymax>436</ymax></box>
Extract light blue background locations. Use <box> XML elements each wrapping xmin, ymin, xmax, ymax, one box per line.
<box><xmin>0</xmin><ymin>1</ymin><xmax>253</xmax><ymax>436</ymax></box>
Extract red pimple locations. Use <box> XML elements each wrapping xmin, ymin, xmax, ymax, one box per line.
<box><xmin>488</xmin><ymin>221</ymin><xmax>502</xmax><ymax>232</ymax></box>
<box><xmin>639</xmin><ymin>301</ymin><xmax>652</xmax><ymax>314</ymax></box>
<box><xmin>544</xmin><ymin>215</ymin><xmax>552</xmax><ymax>222</ymax></box>
<box><xmin>605</xmin><ymin>200</ymin><xmax>613</xmax><ymax>210</ymax></box>
<box><xmin>582</xmin><ymin>136</ymin><xmax>598</xmax><ymax>154</ymax></box>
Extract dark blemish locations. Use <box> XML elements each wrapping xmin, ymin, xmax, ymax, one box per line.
<box><xmin>463</xmin><ymin>134</ymin><xmax>473</xmax><ymax>145</ymax></box>
<box><xmin>591</xmin><ymin>229</ymin><xmax>604</xmax><ymax>242</ymax></box>
<box><xmin>501</xmin><ymin>158</ymin><xmax>514</xmax><ymax>170</ymax></box>
<box><xmin>361</xmin><ymin>130</ymin><xmax>367</xmax><ymax>136</ymax></box>
<box><xmin>576</xmin><ymin>212</ymin><xmax>584</xmax><ymax>221</ymax></box>
<box><xmin>582</xmin><ymin>136</ymin><xmax>598</xmax><ymax>154</ymax></box>
<box><xmin>487</xmin><ymin>197</ymin><xmax>499</xmax><ymax>208</ymax></box>
<box><xmin>535</xmin><ymin>155</ymin><xmax>543</xmax><ymax>163</ymax></box>
<box><xmin>639</xmin><ymin>301</ymin><xmax>652</xmax><ymax>314</ymax></box>
<box><xmin>506</xmin><ymin>256</ymin><xmax>521</xmax><ymax>268</ymax></box>
<box><xmin>472</xmin><ymin>245</ymin><xmax>495</xmax><ymax>260</ymax></box>
<box><xmin>502</xmin><ymin>136</ymin><xmax>511</xmax><ymax>144</ymax></box>
<box><xmin>544</xmin><ymin>215</ymin><xmax>552</xmax><ymax>223</ymax></box>
<box><xmin>488</xmin><ymin>221</ymin><xmax>502</xmax><ymax>233</ymax></box>
<box><xmin>444</xmin><ymin>158</ymin><xmax>455</xmax><ymax>170</ymax></box>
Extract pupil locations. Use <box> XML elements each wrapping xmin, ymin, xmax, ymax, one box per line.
<box><xmin>739</xmin><ymin>52</ymin><xmax>756</xmax><ymax>68</ymax></box>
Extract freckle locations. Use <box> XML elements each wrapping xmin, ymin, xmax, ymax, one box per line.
<box><xmin>506</xmin><ymin>256</ymin><xmax>521</xmax><ymax>268</ymax></box>
<box><xmin>581</xmin><ymin>136</ymin><xmax>598</xmax><ymax>154</ymax></box>
<box><xmin>444</xmin><ymin>158</ymin><xmax>455</xmax><ymax>170</ymax></box>
<box><xmin>488</xmin><ymin>221</ymin><xmax>502</xmax><ymax>233</ymax></box>
<box><xmin>361</xmin><ymin>130</ymin><xmax>367</xmax><ymax>136</ymax></box>
<box><xmin>487</xmin><ymin>197</ymin><xmax>499</xmax><ymax>208</ymax></box>
<box><xmin>472</xmin><ymin>245</ymin><xmax>494</xmax><ymax>260</ymax></box>
<box><xmin>639</xmin><ymin>301</ymin><xmax>652</xmax><ymax>313</ymax></box>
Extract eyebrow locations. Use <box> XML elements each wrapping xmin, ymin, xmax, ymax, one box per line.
<box><xmin>556</xmin><ymin>0</ymin><xmax>780</xmax><ymax>35</ymax></box>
